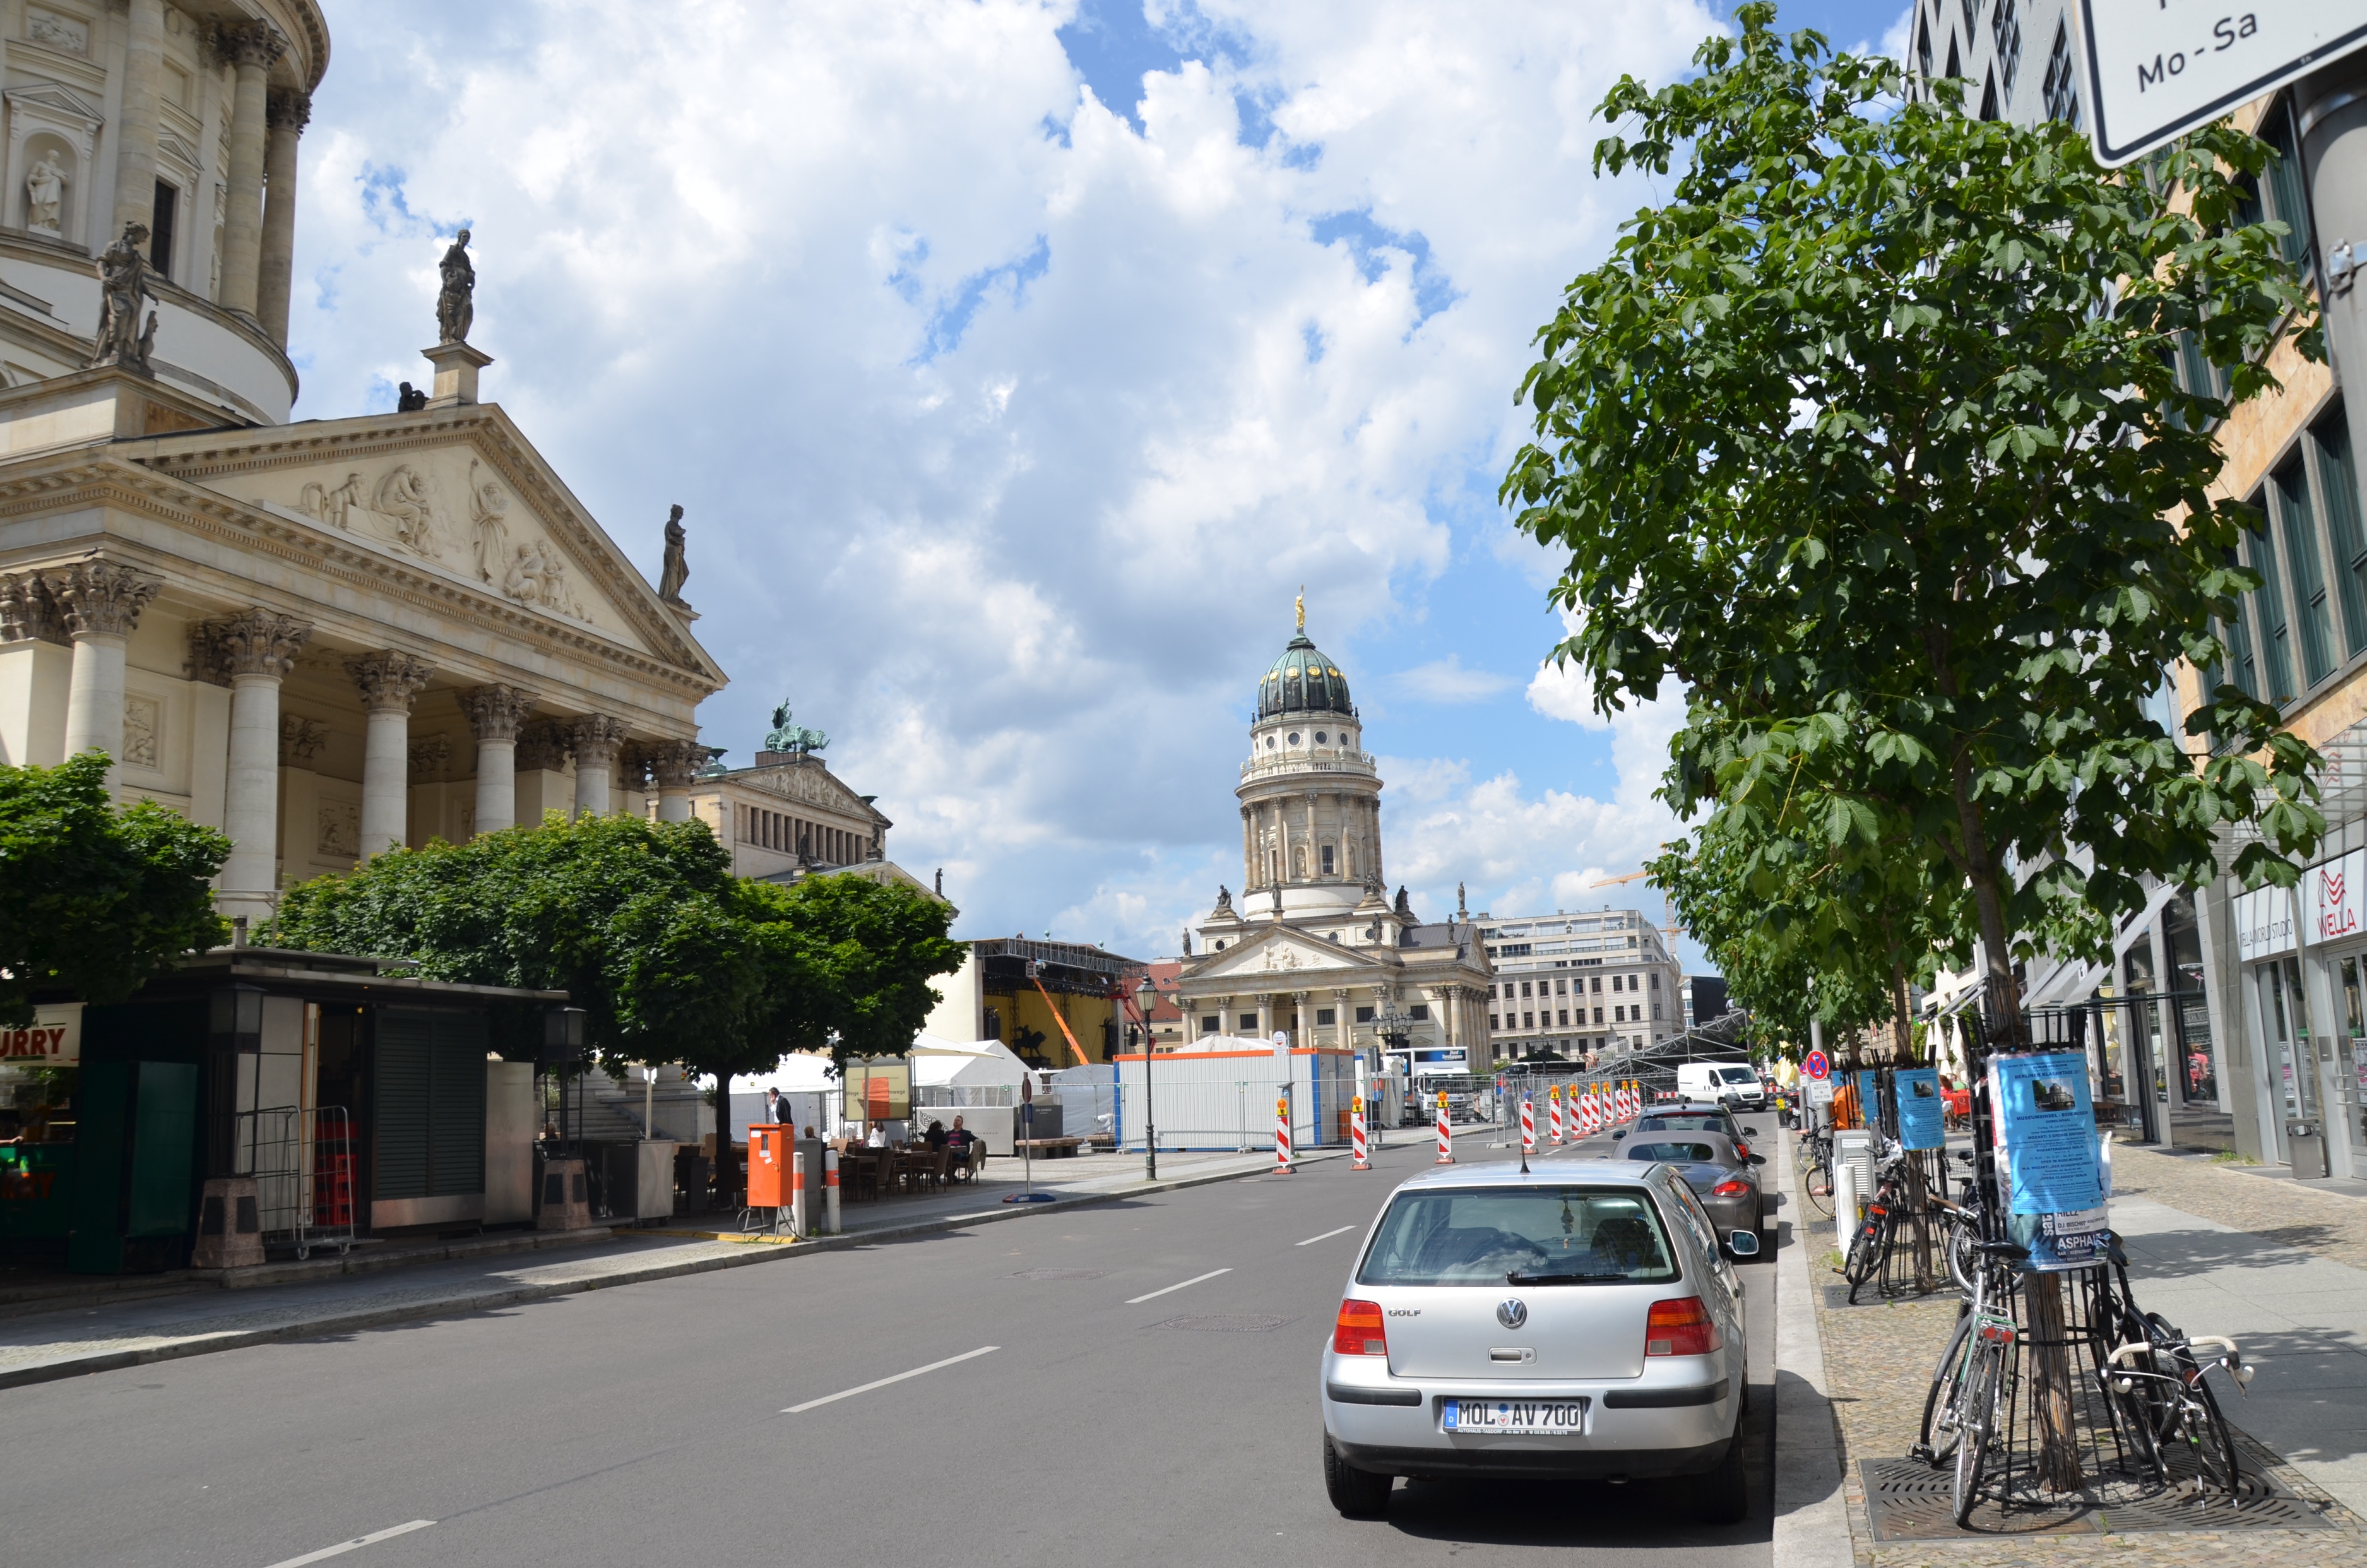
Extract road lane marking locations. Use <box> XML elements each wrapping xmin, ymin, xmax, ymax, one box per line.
<box><xmin>263</xmin><ymin>1520</ymin><xmax>435</xmax><ymax>1568</ymax></box>
<box><xmin>1295</xmin><ymin>1225</ymin><xmax>1356</xmax><ymax>1246</ymax></box>
<box><xmin>782</xmin><ymin>1346</ymin><xmax>999</xmax><ymax>1413</ymax></box>
<box><xmin>1127</xmin><ymin>1268</ymin><xmax>1231</xmax><ymax>1304</ymax></box>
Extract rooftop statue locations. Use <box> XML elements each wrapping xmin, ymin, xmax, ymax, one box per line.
<box><xmin>764</xmin><ymin>700</ymin><xmax>828</xmax><ymax>756</ymax></box>
<box><xmin>89</xmin><ymin>222</ymin><xmax>156</xmax><ymax>374</ymax></box>
<box><xmin>436</xmin><ymin>228</ymin><xmax>475</xmax><ymax>344</ymax></box>
<box><xmin>658</xmin><ymin>504</ymin><xmax>690</xmax><ymax>605</ymax></box>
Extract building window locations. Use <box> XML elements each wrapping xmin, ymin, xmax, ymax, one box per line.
<box><xmin>1320</xmin><ymin>843</ymin><xmax>1335</xmax><ymax>875</ymax></box>
<box><xmin>1649</xmin><ymin>973</ymin><xmax>1659</xmax><ymax>990</ymax></box>
<box><xmin>1916</xmin><ymin>9</ymin><xmax>1933</xmax><ymax>75</ymax></box>
<box><xmin>1522</xmin><ymin>1012</ymin><xmax>1534</xmax><ymax>1030</ymax></box>
<box><xmin>2253</xmin><ymin>95</ymin><xmax>2313</xmax><ymax>279</ymax></box>
<box><xmin>150</xmin><ymin>180</ymin><xmax>177</xmax><ymax>278</ymax></box>
<box><xmin>1238</xmin><ymin>1013</ymin><xmax>1257</xmax><ymax>1031</ymax></box>
<box><xmin>1356</xmin><ymin>1006</ymin><xmax>1375</xmax><ymax>1023</ymax></box>
<box><xmin>1489</xmin><ymin>1015</ymin><xmax>1500</xmax><ymax>1030</ymax></box>
<box><xmin>1652</xmin><ymin>1003</ymin><xmax>1663</xmax><ymax>1020</ymax></box>
<box><xmin>1554</xmin><ymin>978</ymin><xmax>1567</xmax><ymax>995</ymax></box>
<box><xmin>1589</xmin><ymin>976</ymin><xmax>1601</xmax><ymax>992</ymax></box>
<box><xmin>2041</xmin><ymin>20</ymin><xmax>2079</xmax><ymax>126</ymax></box>
<box><xmin>1945</xmin><ymin>32</ymin><xmax>1960</xmax><ymax>78</ymax></box>
<box><xmin>1959</xmin><ymin>0</ymin><xmax>1981</xmax><ymax>34</ymax></box>
<box><xmin>2316</xmin><ymin>408</ymin><xmax>2367</xmax><ymax>659</ymax></box>
<box><xmin>1991</xmin><ymin>0</ymin><xmax>2021</xmax><ymax>104</ymax></box>
<box><xmin>1521</xmin><ymin>981</ymin><xmax>1533</xmax><ymax>998</ymax></box>
<box><xmin>2245</xmin><ymin>507</ymin><xmax>2298</xmax><ymax>703</ymax></box>
<box><xmin>1558</xmin><ymin>1009</ymin><xmax>1569</xmax><ymax>1026</ymax></box>
<box><xmin>1199</xmin><ymin>1015</ymin><xmax>1219</xmax><ymax>1034</ymax></box>
<box><xmin>1978</xmin><ymin>69</ymin><xmax>1998</xmax><ymax>121</ymax></box>
<box><xmin>1409</xmin><ymin>1004</ymin><xmax>1429</xmax><ymax>1021</ymax></box>
<box><xmin>1593</xmin><ymin>1007</ymin><xmax>1603</xmax><ymax>1024</ymax></box>
<box><xmin>2273</xmin><ymin>456</ymin><xmax>2336</xmax><ymax>686</ymax></box>
<box><xmin>1315</xmin><ymin>1007</ymin><xmax>1336</xmax><ymax>1026</ymax></box>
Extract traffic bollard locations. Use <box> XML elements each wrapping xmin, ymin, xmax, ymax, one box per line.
<box><xmin>789</xmin><ymin>1150</ymin><xmax>810</xmax><ymax>1238</ymax></box>
<box><xmin>823</xmin><ymin>1147</ymin><xmax>841</xmax><ymax>1235</ymax></box>
<box><xmin>1351</xmin><ymin>1095</ymin><xmax>1370</xmax><ymax>1170</ymax></box>
<box><xmin>1276</xmin><ymin>1095</ymin><xmax>1294</xmax><ymax>1173</ymax></box>
<box><xmin>1548</xmin><ymin>1084</ymin><xmax>1563</xmax><ymax>1145</ymax></box>
<box><xmin>1435</xmin><ymin>1091</ymin><xmax>1454</xmax><ymax>1164</ymax></box>
<box><xmin>1521</xmin><ymin>1093</ymin><xmax>1535</xmax><ymax>1154</ymax></box>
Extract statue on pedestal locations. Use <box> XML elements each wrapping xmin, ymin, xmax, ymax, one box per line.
<box><xmin>89</xmin><ymin>222</ymin><xmax>155</xmax><ymax>373</ymax></box>
<box><xmin>436</xmin><ymin>227</ymin><xmax>475</xmax><ymax>343</ymax></box>
<box><xmin>25</xmin><ymin>152</ymin><xmax>64</xmax><ymax>234</ymax></box>
<box><xmin>764</xmin><ymin>701</ymin><xmax>829</xmax><ymax>756</ymax></box>
<box><xmin>658</xmin><ymin>504</ymin><xmax>690</xmax><ymax>605</ymax></box>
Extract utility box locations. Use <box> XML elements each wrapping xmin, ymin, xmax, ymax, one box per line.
<box><xmin>485</xmin><ymin>1062</ymin><xmax>537</xmax><ymax>1224</ymax></box>
<box><xmin>537</xmin><ymin>1155</ymin><xmax>591</xmax><ymax>1230</ymax></box>
<box><xmin>745</xmin><ymin>1124</ymin><xmax>789</xmax><ymax>1208</ymax></box>
<box><xmin>604</xmin><ymin>1139</ymin><xmax>677</xmax><ymax>1221</ymax></box>
<box><xmin>2288</xmin><ymin>1120</ymin><xmax>2330</xmax><ymax>1179</ymax></box>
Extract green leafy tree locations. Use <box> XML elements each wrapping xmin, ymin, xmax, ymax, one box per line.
<box><xmin>0</xmin><ymin>752</ymin><xmax>229</xmax><ymax>1024</ymax></box>
<box><xmin>738</xmin><ymin>874</ymin><xmax>964</xmax><ymax>1075</ymax></box>
<box><xmin>1504</xmin><ymin>7</ymin><xmax>2325</xmax><ymax>1488</ymax></box>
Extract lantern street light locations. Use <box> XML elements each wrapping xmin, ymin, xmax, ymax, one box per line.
<box><xmin>1132</xmin><ymin>974</ymin><xmax>1161</xmax><ymax>1180</ymax></box>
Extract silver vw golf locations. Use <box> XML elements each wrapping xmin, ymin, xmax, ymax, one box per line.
<box><xmin>1319</xmin><ymin>1161</ymin><xmax>1755</xmax><ymax>1520</ymax></box>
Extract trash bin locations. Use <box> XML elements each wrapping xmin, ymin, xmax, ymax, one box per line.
<box><xmin>2288</xmin><ymin>1120</ymin><xmax>2329</xmax><ymax>1179</ymax></box>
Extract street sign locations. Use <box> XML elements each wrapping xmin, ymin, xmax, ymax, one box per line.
<box><xmin>2076</xmin><ymin>0</ymin><xmax>2367</xmax><ymax>167</ymax></box>
<box><xmin>1803</xmin><ymin>1049</ymin><xmax>1830</xmax><ymax>1081</ymax></box>
<box><xmin>1805</xmin><ymin>1077</ymin><xmax>1836</xmax><ymax>1106</ymax></box>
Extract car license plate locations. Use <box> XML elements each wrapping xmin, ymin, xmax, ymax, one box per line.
<box><xmin>1441</xmin><ymin>1398</ymin><xmax>1588</xmax><ymax>1436</ymax></box>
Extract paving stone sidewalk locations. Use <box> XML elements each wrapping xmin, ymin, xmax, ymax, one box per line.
<box><xmin>1793</xmin><ymin>1137</ymin><xmax>2367</xmax><ymax>1568</ymax></box>
<box><xmin>0</xmin><ymin>1142</ymin><xmax>1339</xmax><ymax>1389</ymax></box>
<box><xmin>2109</xmin><ymin>1142</ymin><xmax>2367</xmax><ymax>1272</ymax></box>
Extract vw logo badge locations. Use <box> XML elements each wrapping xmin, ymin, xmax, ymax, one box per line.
<box><xmin>1496</xmin><ymin>1298</ymin><xmax>1528</xmax><ymax>1330</ymax></box>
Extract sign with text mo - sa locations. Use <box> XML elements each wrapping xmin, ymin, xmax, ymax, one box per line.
<box><xmin>2076</xmin><ymin>1</ymin><xmax>2367</xmax><ymax>166</ymax></box>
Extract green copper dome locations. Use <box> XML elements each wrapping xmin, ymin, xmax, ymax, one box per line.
<box><xmin>1258</xmin><ymin>634</ymin><xmax>1355</xmax><ymax>720</ymax></box>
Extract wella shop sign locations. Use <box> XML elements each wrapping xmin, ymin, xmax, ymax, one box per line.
<box><xmin>1</xmin><ymin>1003</ymin><xmax>80</xmax><ymax>1065</ymax></box>
<box><xmin>2320</xmin><ymin>849</ymin><xmax>2367</xmax><ymax>945</ymax></box>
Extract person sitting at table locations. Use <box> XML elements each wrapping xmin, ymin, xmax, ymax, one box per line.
<box><xmin>865</xmin><ymin>1123</ymin><xmax>887</xmax><ymax>1149</ymax></box>
<box><xmin>923</xmin><ymin>1120</ymin><xmax>949</xmax><ymax>1151</ymax></box>
<box><xmin>947</xmin><ymin>1115</ymin><xmax>984</xmax><ymax>1176</ymax></box>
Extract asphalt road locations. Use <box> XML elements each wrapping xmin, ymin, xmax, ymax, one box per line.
<box><xmin>5</xmin><ymin>1123</ymin><xmax>1780</xmax><ymax>1567</ymax></box>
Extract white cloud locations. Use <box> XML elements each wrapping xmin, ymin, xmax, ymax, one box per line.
<box><xmin>296</xmin><ymin>0</ymin><xmax>1718</xmax><ymax>958</ymax></box>
<box><xmin>1393</xmin><ymin>655</ymin><xmax>1516</xmax><ymax>703</ymax></box>
<box><xmin>1877</xmin><ymin>4</ymin><xmax>1917</xmax><ymax>62</ymax></box>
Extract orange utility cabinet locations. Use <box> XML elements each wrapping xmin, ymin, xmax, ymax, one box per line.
<box><xmin>746</xmin><ymin>1124</ymin><xmax>790</xmax><ymax>1208</ymax></box>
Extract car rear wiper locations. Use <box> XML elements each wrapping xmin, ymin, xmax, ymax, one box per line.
<box><xmin>1504</xmin><ymin>1269</ymin><xmax>1628</xmax><ymax>1284</ymax></box>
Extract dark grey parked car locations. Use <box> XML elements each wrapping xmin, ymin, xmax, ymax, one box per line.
<box><xmin>1617</xmin><ymin>1129</ymin><xmax>1767</xmax><ymax>1240</ymax></box>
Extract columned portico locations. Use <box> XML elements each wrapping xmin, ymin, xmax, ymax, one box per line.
<box><xmin>570</xmin><ymin>714</ymin><xmax>627</xmax><ymax>817</ymax></box>
<box><xmin>348</xmin><ymin>652</ymin><xmax>432</xmax><ymax>857</ymax></box>
<box><xmin>645</xmin><ymin>739</ymin><xmax>708</xmax><ymax>822</ymax></box>
<box><xmin>216</xmin><ymin>609</ymin><xmax>311</xmax><ymax>920</ymax></box>
<box><xmin>460</xmin><ymin>684</ymin><xmax>533</xmax><ymax>836</ymax></box>
<box><xmin>258</xmin><ymin>92</ymin><xmax>309</xmax><ymax>347</ymax></box>
<box><xmin>56</xmin><ymin>559</ymin><xmax>162</xmax><ymax>765</ymax></box>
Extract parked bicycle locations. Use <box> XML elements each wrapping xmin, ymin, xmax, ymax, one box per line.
<box><xmin>1915</xmin><ymin>1237</ymin><xmax>2029</xmax><ymax>1524</ymax></box>
<box><xmin>1799</xmin><ymin>1126</ymin><xmax>1835</xmax><ymax>1218</ymax></box>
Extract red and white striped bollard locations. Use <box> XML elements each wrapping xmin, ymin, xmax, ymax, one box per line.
<box><xmin>1520</xmin><ymin>1093</ymin><xmax>1535</xmax><ymax>1154</ymax></box>
<box><xmin>1548</xmin><ymin>1084</ymin><xmax>1563</xmax><ymax>1144</ymax></box>
<box><xmin>1351</xmin><ymin>1095</ymin><xmax>1370</xmax><ymax>1170</ymax></box>
<box><xmin>1275</xmin><ymin>1095</ymin><xmax>1293</xmax><ymax>1173</ymax></box>
<box><xmin>1434</xmin><ymin>1091</ymin><xmax>1454</xmax><ymax>1164</ymax></box>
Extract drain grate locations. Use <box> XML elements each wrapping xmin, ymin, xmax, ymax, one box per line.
<box><xmin>1861</xmin><ymin>1454</ymin><xmax>2332</xmax><ymax>1541</ymax></box>
<box><xmin>1006</xmin><ymin>1268</ymin><xmax>1108</xmax><ymax>1281</ymax></box>
<box><xmin>1150</xmin><ymin>1314</ymin><xmax>1298</xmax><ymax>1333</ymax></box>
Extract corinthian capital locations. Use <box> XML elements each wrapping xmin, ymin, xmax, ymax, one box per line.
<box><xmin>214</xmin><ymin>609</ymin><xmax>311</xmax><ymax>678</ymax></box>
<box><xmin>0</xmin><ymin>572</ymin><xmax>66</xmax><ymax>645</ymax></box>
<box><xmin>569</xmin><ymin>714</ymin><xmax>629</xmax><ymax>766</ymax></box>
<box><xmin>266</xmin><ymin>90</ymin><xmax>311</xmax><ymax>133</ymax></box>
<box><xmin>220</xmin><ymin>19</ymin><xmax>288</xmax><ymax>69</ymax></box>
<box><xmin>55</xmin><ymin>559</ymin><xmax>163</xmax><ymax>639</ymax></box>
<box><xmin>347</xmin><ymin>651</ymin><xmax>434</xmax><ymax>713</ymax></box>
<box><xmin>459</xmin><ymin>684</ymin><xmax>535</xmax><ymax>742</ymax></box>
<box><xmin>641</xmin><ymin>738</ymin><xmax>713</xmax><ymax>790</ymax></box>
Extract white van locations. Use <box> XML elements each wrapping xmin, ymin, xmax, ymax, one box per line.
<box><xmin>1676</xmin><ymin>1062</ymin><xmax>1767</xmax><ymax>1112</ymax></box>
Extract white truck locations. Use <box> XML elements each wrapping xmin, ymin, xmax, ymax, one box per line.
<box><xmin>1676</xmin><ymin>1060</ymin><xmax>1767</xmax><ymax>1112</ymax></box>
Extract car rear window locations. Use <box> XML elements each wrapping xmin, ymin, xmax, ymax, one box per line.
<box><xmin>1356</xmin><ymin>1187</ymin><xmax>1679</xmax><ymax>1286</ymax></box>
<box><xmin>1639</xmin><ymin>1114</ymin><xmax>1728</xmax><ymax>1133</ymax></box>
<box><xmin>1626</xmin><ymin>1141</ymin><xmax>1716</xmax><ymax>1163</ymax></box>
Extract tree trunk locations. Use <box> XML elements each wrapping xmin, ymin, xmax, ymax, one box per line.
<box><xmin>2024</xmin><ymin>1273</ymin><xmax>2084</xmax><ymax>1491</ymax></box>
<box><xmin>711</xmin><ymin>1069</ymin><xmax>734</xmax><ymax>1213</ymax></box>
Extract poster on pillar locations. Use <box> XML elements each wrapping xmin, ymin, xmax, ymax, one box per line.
<box><xmin>2317</xmin><ymin>848</ymin><xmax>2367</xmax><ymax>946</ymax></box>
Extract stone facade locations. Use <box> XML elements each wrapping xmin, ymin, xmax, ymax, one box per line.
<box><xmin>679</xmin><ymin>745</ymin><xmax>896</xmax><ymax>884</ymax></box>
<box><xmin>1474</xmin><ymin>907</ymin><xmax>1683</xmax><ymax>1066</ymax></box>
<box><xmin>1172</xmin><ymin>620</ymin><xmax>1492</xmax><ymax>1073</ymax></box>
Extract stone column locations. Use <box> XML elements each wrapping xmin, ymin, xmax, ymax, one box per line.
<box><xmin>460</xmin><ymin>684</ymin><xmax>533</xmax><ymax>836</ymax></box>
<box><xmin>215</xmin><ymin>610</ymin><xmax>311</xmax><ymax>912</ymax></box>
<box><xmin>569</xmin><ymin>715</ymin><xmax>627</xmax><ymax>817</ymax></box>
<box><xmin>0</xmin><ymin>573</ymin><xmax>71</xmax><ymax>768</ymax></box>
<box><xmin>1333</xmin><ymin>987</ymin><xmax>1350</xmax><ymax>1053</ymax></box>
<box><xmin>1240</xmin><ymin>805</ymin><xmax>1254</xmax><ymax>889</ymax></box>
<box><xmin>347</xmin><ymin>653</ymin><xmax>432</xmax><ymax>857</ymax></box>
<box><xmin>256</xmin><ymin>91</ymin><xmax>307</xmax><ymax>345</ymax></box>
<box><xmin>111</xmin><ymin>0</ymin><xmax>167</xmax><ymax>241</ymax></box>
<box><xmin>646</xmin><ymin>739</ymin><xmax>707</xmax><ymax>822</ymax></box>
<box><xmin>55</xmin><ymin>560</ymin><xmax>163</xmax><ymax>764</ymax></box>
<box><xmin>218</xmin><ymin>22</ymin><xmax>283</xmax><ymax>319</ymax></box>
<box><xmin>1256</xmin><ymin>994</ymin><xmax>1272</xmax><ymax>1042</ymax></box>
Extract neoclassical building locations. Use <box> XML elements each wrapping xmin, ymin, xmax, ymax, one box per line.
<box><xmin>0</xmin><ymin>1</ymin><xmax>727</xmax><ymax>924</ymax></box>
<box><xmin>1171</xmin><ymin>614</ymin><xmax>1493</xmax><ymax>1072</ymax></box>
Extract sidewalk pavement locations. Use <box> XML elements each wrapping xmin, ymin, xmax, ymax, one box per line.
<box><xmin>0</xmin><ymin>1140</ymin><xmax>1339</xmax><ymax>1390</ymax></box>
<box><xmin>1771</xmin><ymin>1129</ymin><xmax>1854</xmax><ymax>1568</ymax></box>
<box><xmin>1799</xmin><ymin>1136</ymin><xmax>2367</xmax><ymax>1566</ymax></box>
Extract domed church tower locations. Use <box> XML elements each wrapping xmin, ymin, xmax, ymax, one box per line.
<box><xmin>1238</xmin><ymin>603</ymin><xmax>1385</xmax><ymax>920</ymax></box>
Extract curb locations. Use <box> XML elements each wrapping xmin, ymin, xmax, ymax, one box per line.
<box><xmin>1771</xmin><ymin>1127</ymin><xmax>1858</xmax><ymax>1568</ymax></box>
<box><xmin>0</xmin><ymin>1142</ymin><xmax>1367</xmax><ymax>1391</ymax></box>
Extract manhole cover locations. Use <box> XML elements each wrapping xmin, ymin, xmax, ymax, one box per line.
<box><xmin>1007</xmin><ymin>1268</ymin><xmax>1108</xmax><ymax>1281</ymax></box>
<box><xmin>1150</xmin><ymin>1314</ymin><xmax>1298</xmax><ymax>1333</ymax></box>
<box><xmin>1861</xmin><ymin>1453</ymin><xmax>2330</xmax><ymax>1541</ymax></box>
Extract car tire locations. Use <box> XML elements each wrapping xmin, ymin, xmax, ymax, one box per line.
<box><xmin>1700</xmin><ymin>1422</ymin><xmax>1749</xmax><ymax>1524</ymax></box>
<box><xmin>1323</xmin><ymin>1434</ymin><xmax>1393</xmax><ymax>1518</ymax></box>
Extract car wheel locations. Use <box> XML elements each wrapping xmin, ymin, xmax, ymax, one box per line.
<box><xmin>1700</xmin><ymin>1422</ymin><xmax>1749</xmax><ymax>1524</ymax></box>
<box><xmin>1323</xmin><ymin>1434</ymin><xmax>1393</xmax><ymax>1518</ymax></box>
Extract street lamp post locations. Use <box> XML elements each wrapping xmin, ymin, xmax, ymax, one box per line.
<box><xmin>1133</xmin><ymin>975</ymin><xmax>1160</xmax><ymax>1180</ymax></box>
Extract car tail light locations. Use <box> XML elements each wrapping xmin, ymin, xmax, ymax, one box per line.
<box><xmin>1710</xmin><ymin>1179</ymin><xmax>1752</xmax><ymax>1197</ymax></box>
<box><xmin>1733</xmin><ymin>1142</ymin><xmax>1750</xmax><ymax>1158</ymax></box>
<box><xmin>1334</xmin><ymin>1299</ymin><xmax>1387</xmax><ymax>1356</ymax></box>
<box><xmin>1646</xmin><ymin>1296</ymin><xmax>1723</xmax><ymax>1357</ymax></box>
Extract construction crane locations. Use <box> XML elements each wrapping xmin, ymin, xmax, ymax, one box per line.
<box><xmin>1589</xmin><ymin>869</ymin><xmax>1651</xmax><ymax>888</ymax></box>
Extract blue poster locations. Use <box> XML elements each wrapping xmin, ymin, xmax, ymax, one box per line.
<box><xmin>1895</xmin><ymin>1067</ymin><xmax>1945</xmax><ymax>1150</ymax></box>
<box><xmin>1990</xmin><ymin>1050</ymin><xmax>2104</xmax><ymax>1220</ymax></box>
<box><xmin>1855</xmin><ymin>1069</ymin><xmax>1882</xmax><ymax>1133</ymax></box>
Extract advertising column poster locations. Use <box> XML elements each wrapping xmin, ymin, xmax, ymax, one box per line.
<box><xmin>1894</xmin><ymin>1067</ymin><xmax>1945</xmax><ymax>1150</ymax></box>
<box><xmin>1988</xmin><ymin>1050</ymin><xmax>2108</xmax><ymax>1268</ymax></box>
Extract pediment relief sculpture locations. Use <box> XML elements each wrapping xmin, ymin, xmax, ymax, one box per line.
<box><xmin>745</xmin><ymin>763</ymin><xmax>870</xmax><ymax>817</ymax></box>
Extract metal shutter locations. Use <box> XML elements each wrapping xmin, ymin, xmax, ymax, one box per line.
<box><xmin>375</xmin><ymin>1014</ymin><xmax>433</xmax><ymax>1200</ymax></box>
<box><xmin>428</xmin><ymin>1014</ymin><xmax>487</xmax><ymax>1196</ymax></box>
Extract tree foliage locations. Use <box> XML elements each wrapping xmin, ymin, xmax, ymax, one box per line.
<box><xmin>1506</xmin><ymin>6</ymin><xmax>2325</xmax><ymax>1015</ymax></box>
<box><xmin>0</xmin><ymin>752</ymin><xmax>230</xmax><ymax>1025</ymax></box>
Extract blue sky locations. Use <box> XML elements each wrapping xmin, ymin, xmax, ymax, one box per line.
<box><xmin>296</xmin><ymin>1</ymin><xmax>1913</xmax><ymax>969</ymax></box>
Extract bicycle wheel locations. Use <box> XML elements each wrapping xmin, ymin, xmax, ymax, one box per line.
<box><xmin>1845</xmin><ymin>1209</ymin><xmax>1890</xmax><ymax>1302</ymax></box>
<box><xmin>1953</xmin><ymin>1339</ymin><xmax>2001</xmax><ymax>1525</ymax></box>
<box><xmin>1803</xmin><ymin>1161</ymin><xmax>1835</xmax><ymax>1218</ymax></box>
<box><xmin>1945</xmin><ymin>1216</ymin><xmax>1976</xmax><ymax>1295</ymax></box>
<box><xmin>2181</xmin><ymin>1373</ymin><xmax>2242</xmax><ymax>1496</ymax></box>
<box><xmin>1919</xmin><ymin>1313</ymin><xmax>1974</xmax><ymax>1465</ymax></box>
